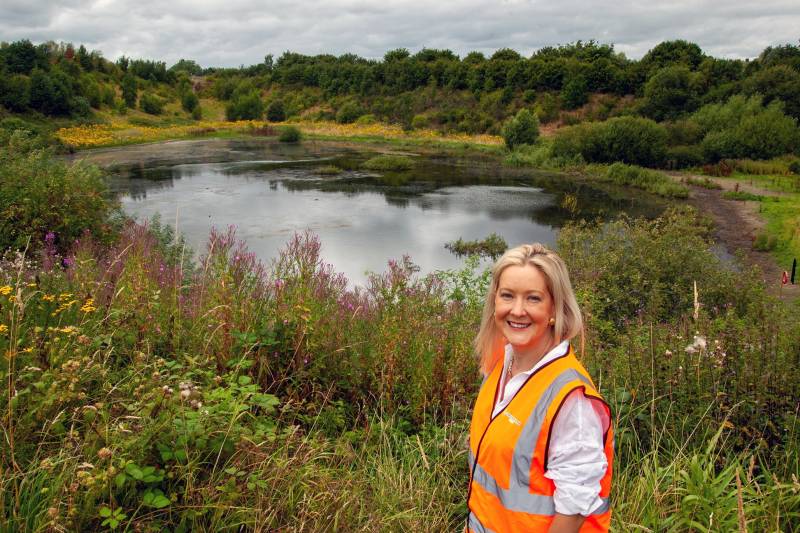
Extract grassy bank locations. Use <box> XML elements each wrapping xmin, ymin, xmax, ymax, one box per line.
<box><xmin>1</xmin><ymin>140</ymin><xmax>799</xmax><ymax>531</ymax></box>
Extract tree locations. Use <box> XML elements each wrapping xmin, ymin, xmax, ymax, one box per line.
<box><xmin>181</xmin><ymin>91</ymin><xmax>199</xmax><ymax>113</ymax></box>
<box><xmin>139</xmin><ymin>93</ymin><xmax>164</xmax><ymax>115</ymax></box>
<box><xmin>0</xmin><ymin>74</ymin><xmax>30</xmax><ymax>111</ymax></box>
<box><xmin>640</xmin><ymin>40</ymin><xmax>704</xmax><ymax>72</ymax></box>
<box><xmin>121</xmin><ymin>73</ymin><xmax>137</xmax><ymax>107</ymax></box>
<box><xmin>501</xmin><ymin>108</ymin><xmax>540</xmax><ymax>150</ymax></box>
<box><xmin>169</xmin><ymin>59</ymin><xmax>203</xmax><ymax>75</ymax></box>
<box><xmin>743</xmin><ymin>65</ymin><xmax>800</xmax><ymax>119</ymax></box>
<box><xmin>561</xmin><ymin>76</ymin><xmax>588</xmax><ymax>110</ymax></box>
<box><xmin>643</xmin><ymin>65</ymin><xmax>699</xmax><ymax>121</ymax></box>
<box><xmin>226</xmin><ymin>91</ymin><xmax>264</xmax><ymax>120</ymax></box>
<box><xmin>1</xmin><ymin>39</ymin><xmax>41</xmax><ymax>74</ymax></box>
<box><xmin>29</xmin><ymin>69</ymin><xmax>72</xmax><ymax>116</ymax></box>
<box><xmin>266</xmin><ymin>99</ymin><xmax>286</xmax><ymax>121</ymax></box>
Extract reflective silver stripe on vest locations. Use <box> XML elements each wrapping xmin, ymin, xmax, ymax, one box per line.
<box><xmin>467</xmin><ymin>512</ymin><xmax>496</xmax><ymax>533</ymax></box>
<box><xmin>470</xmin><ymin>368</ymin><xmax>610</xmax><ymax>516</ymax></box>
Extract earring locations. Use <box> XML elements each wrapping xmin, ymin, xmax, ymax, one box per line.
<box><xmin>548</xmin><ymin>317</ymin><xmax>555</xmax><ymax>326</ymax></box>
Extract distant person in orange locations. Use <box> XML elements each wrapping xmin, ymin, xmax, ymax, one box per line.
<box><xmin>466</xmin><ymin>243</ymin><xmax>613</xmax><ymax>532</ymax></box>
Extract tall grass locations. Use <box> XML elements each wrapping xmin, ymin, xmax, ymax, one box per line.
<box><xmin>1</xmin><ymin>203</ymin><xmax>799</xmax><ymax>530</ymax></box>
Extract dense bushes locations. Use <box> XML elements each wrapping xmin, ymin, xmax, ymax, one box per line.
<box><xmin>1</xmin><ymin>205</ymin><xmax>798</xmax><ymax>530</ymax></box>
<box><xmin>0</xmin><ymin>131</ymin><xmax>117</xmax><ymax>252</ymax></box>
<box><xmin>226</xmin><ymin>90</ymin><xmax>264</xmax><ymax>121</ymax></box>
<box><xmin>501</xmin><ymin>108</ymin><xmax>539</xmax><ymax>150</ymax></box>
<box><xmin>139</xmin><ymin>93</ymin><xmax>164</xmax><ymax>115</ymax></box>
<box><xmin>552</xmin><ymin>116</ymin><xmax>668</xmax><ymax>166</ymax></box>
<box><xmin>600</xmin><ymin>162</ymin><xmax>688</xmax><ymax>198</ymax></box>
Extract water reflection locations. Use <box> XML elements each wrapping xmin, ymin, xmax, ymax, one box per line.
<box><xmin>107</xmin><ymin>141</ymin><xmax>668</xmax><ymax>284</ymax></box>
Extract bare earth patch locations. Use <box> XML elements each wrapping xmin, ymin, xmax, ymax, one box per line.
<box><xmin>672</xmin><ymin>172</ymin><xmax>798</xmax><ymax>301</ymax></box>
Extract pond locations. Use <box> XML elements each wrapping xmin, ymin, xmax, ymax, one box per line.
<box><xmin>100</xmin><ymin>139</ymin><xmax>668</xmax><ymax>284</ymax></box>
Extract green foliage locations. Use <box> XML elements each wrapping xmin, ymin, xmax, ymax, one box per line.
<box><xmin>643</xmin><ymin>65</ymin><xmax>699</xmax><ymax>120</ymax></box>
<box><xmin>181</xmin><ymin>91</ymin><xmax>199</xmax><ymax>113</ymax></box>
<box><xmin>722</xmin><ymin>190</ymin><xmax>764</xmax><ymax>201</ymax></box>
<box><xmin>336</xmin><ymin>100</ymin><xmax>363</xmax><ymax>124</ymax></box>
<box><xmin>139</xmin><ymin>93</ymin><xmax>164</xmax><ymax>115</ymax></box>
<box><xmin>552</xmin><ymin>116</ymin><xmax>668</xmax><ymax>167</ymax></box>
<box><xmin>362</xmin><ymin>154</ymin><xmax>414</xmax><ymax>171</ymax></box>
<box><xmin>743</xmin><ymin>64</ymin><xmax>800</xmax><ymax>119</ymax></box>
<box><xmin>665</xmin><ymin>145</ymin><xmax>704</xmax><ymax>169</ymax></box>
<box><xmin>226</xmin><ymin>91</ymin><xmax>264</xmax><ymax>121</ymax></box>
<box><xmin>169</xmin><ymin>58</ymin><xmax>203</xmax><ymax>76</ymax></box>
<box><xmin>696</xmin><ymin>96</ymin><xmax>800</xmax><ymax>161</ymax></box>
<box><xmin>601</xmin><ymin>162</ymin><xmax>689</xmax><ymax>198</ymax></box>
<box><xmin>265</xmin><ymin>99</ymin><xmax>286</xmax><ymax>122</ymax></box>
<box><xmin>277</xmin><ymin>125</ymin><xmax>301</xmax><ymax>143</ymax></box>
<box><xmin>121</xmin><ymin>73</ymin><xmax>137</xmax><ymax>108</ymax></box>
<box><xmin>29</xmin><ymin>68</ymin><xmax>72</xmax><ymax>116</ymax></box>
<box><xmin>753</xmin><ymin>232</ymin><xmax>777</xmax><ymax>251</ymax></box>
<box><xmin>0</xmin><ymin>74</ymin><xmax>31</xmax><ymax>112</ymax></box>
<box><xmin>0</xmin><ymin>131</ymin><xmax>117</xmax><ymax>252</ymax></box>
<box><xmin>501</xmin><ymin>108</ymin><xmax>539</xmax><ymax>150</ymax></box>
<box><xmin>445</xmin><ymin>233</ymin><xmax>507</xmax><ymax>260</ymax></box>
<box><xmin>560</xmin><ymin>76</ymin><xmax>588</xmax><ymax>110</ymax></box>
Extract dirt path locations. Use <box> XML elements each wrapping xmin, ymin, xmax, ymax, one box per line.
<box><xmin>672</xmin><ymin>172</ymin><xmax>799</xmax><ymax>301</ymax></box>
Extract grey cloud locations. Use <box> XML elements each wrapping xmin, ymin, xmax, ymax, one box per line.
<box><xmin>0</xmin><ymin>0</ymin><xmax>797</xmax><ymax>66</ymax></box>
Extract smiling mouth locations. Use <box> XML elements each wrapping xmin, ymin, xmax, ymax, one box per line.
<box><xmin>507</xmin><ymin>321</ymin><xmax>531</xmax><ymax>329</ymax></box>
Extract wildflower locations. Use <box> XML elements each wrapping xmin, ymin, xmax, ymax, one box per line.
<box><xmin>97</xmin><ymin>447</ymin><xmax>113</xmax><ymax>460</ymax></box>
<box><xmin>0</xmin><ymin>286</ymin><xmax>12</xmax><ymax>296</ymax></box>
<box><xmin>0</xmin><ymin>324</ymin><xmax>8</xmax><ymax>335</ymax></box>
<box><xmin>42</xmin><ymin>294</ymin><xmax>56</xmax><ymax>302</ymax></box>
<box><xmin>80</xmin><ymin>298</ymin><xmax>97</xmax><ymax>313</ymax></box>
<box><xmin>684</xmin><ymin>335</ymin><xmax>707</xmax><ymax>354</ymax></box>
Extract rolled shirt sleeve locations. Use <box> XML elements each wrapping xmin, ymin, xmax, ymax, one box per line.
<box><xmin>543</xmin><ymin>388</ymin><xmax>609</xmax><ymax>516</ymax></box>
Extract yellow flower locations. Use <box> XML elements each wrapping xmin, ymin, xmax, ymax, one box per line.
<box><xmin>0</xmin><ymin>324</ymin><xmax>8</xmax><ymax>334</ymax></box>
<box><xmin>42</xmin><ymin>294</ymin><xmax>56</xmax><ymax>302</ymax></box>
<box><xmin>80</xmin><ymin>298</ymin><xmax>97</xmax><ymax>313</ymax></box>
<box><xmin>0</xmin><ymin>286</ymin><xmax>13</xmax><ymax>295</ymax></box>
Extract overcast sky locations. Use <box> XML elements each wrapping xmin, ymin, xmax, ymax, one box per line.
<box><xmin>1</xmin><ymin>0</ymin><xmax>798</xmax><ymax>68</ymax></box>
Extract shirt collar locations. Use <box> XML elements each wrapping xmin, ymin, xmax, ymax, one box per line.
<box><xmin>503</xmin><ymin>339</ymin><xmax>570</xmax><ymax>377</ymax></box>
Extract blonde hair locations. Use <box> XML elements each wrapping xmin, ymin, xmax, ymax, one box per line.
<box><xmin>474</xmin><ymin>243</ymin><xmax>583</xmax><ymax>375</ymax></box>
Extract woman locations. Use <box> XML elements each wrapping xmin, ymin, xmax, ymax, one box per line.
<box><xmin>466</xmin><ymin>243</ymin><xmax>613</xmax><ymax>533</ymax></box>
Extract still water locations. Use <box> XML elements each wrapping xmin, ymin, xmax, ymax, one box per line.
<box><xmin>106</xmin><ymin>140</ymin><xmax>666</xmax><ymax>284</ymax></box>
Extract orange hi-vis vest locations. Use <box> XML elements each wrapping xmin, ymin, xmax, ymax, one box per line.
<box><xmin>467</xmin><ymin>345</ymin><xmax>613</xmax><ymax>533</ymax></box>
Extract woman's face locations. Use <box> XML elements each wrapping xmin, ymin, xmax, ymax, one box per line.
<box><xmin>494</xmin><ymin>264</ymin><xmax>555</xmax><ymax>359</ymax></box>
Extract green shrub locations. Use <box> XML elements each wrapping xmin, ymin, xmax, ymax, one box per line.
<box><xmin>665</xmin><ymin>145</ymin><xmax>704</xmax><ymax>169</ymax></box>
<box><xmin>181</xmin><ymin>91</ymin><xmax>199</xmax><ymax>113</ymax></box>
<box><xmin>410</xmin><ymin>114</ymin><xmax>428</xmax><ymax>130</ymax></box>
<box><xmin>560</xmin><ymin>76</ymin><xmax>588</xmax><ymax>110</ymax></box>
<box><xmin>501</xmin><ymin>108</ymin><xmax>539</xmax><ymax>150</ymax></box>
<box><xmin>191</xmin><ymin>105</ymin><xmax>202</xmax><ymax>120</ymax></box>
<box><xmin>266</xmin><ymin>99</ymin><xmax>286</xmax><ymax>122</ymax></box>
<box><xmin>0</xmin><ymin>73</ymin><xmax>30</xmax><ymax>112</ymax></box>
<box><xmin>355</xmin><ymin>114</ymin><xmax>377</xmax><ymax>125</ymax></box>
<box><xmin>336</xmin><ymin>101</ymin><xmax>363</xmax><ymax>124</ymax></box>
<box><xmin>552</xmin><ymin>116</ymin><xmax>668</xmax><ymax>167</ymax></box>
<box><xmin>226</xmin><ymin>92</ymin><xmax>264</xmax><ymax>121</ymax></box>
<box><xmin>139</xmin><ymin>93</ymin><xmax>164</xmax><ymax>115</ymax></box>
<box><xmin>445</xmin><ymin>233</ymin><xmax>507</xmax><ymax>259</ymax></box>
<box><xmin>789</xmin><ymin>160</ymin><xmax>800</xmax><ymax>175</ymax></box>
<box><xmin>533</xmin><ymin>92</ymin><xmax>560</xmax><ymax>123</ymax></box>
<box><xmin>602</xmin><ymin>162</ymin><xmax>688</xmax><ymax>198</ymax></box>
<box><xmin>278</xmin><ymin>125</ymin><xmax>301</xmax><ymax>143</ymax></box>
<box><xmin>664</xmin><ymin>119</ymin><xmax>703</xmax><ymax>145</ymax></box>
<box><xmin>363</xmin><ymin>155</ymin><xmax>414</xmax><ymax>171</ymax></box>
<box><xmin>0</xmin><ymin>131</ymin><xmax>117</xmax><ymax>252</ymax></box>
<box><xmin>695</xmin><ymin>95</ymin><xmax>800</xmax><ymax>160</ymax></box>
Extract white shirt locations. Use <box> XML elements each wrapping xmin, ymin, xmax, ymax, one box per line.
<box><xmin>492</xmin><ymin>341</ymin><xmax>609</xmax><ymax>516</ymax></box>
